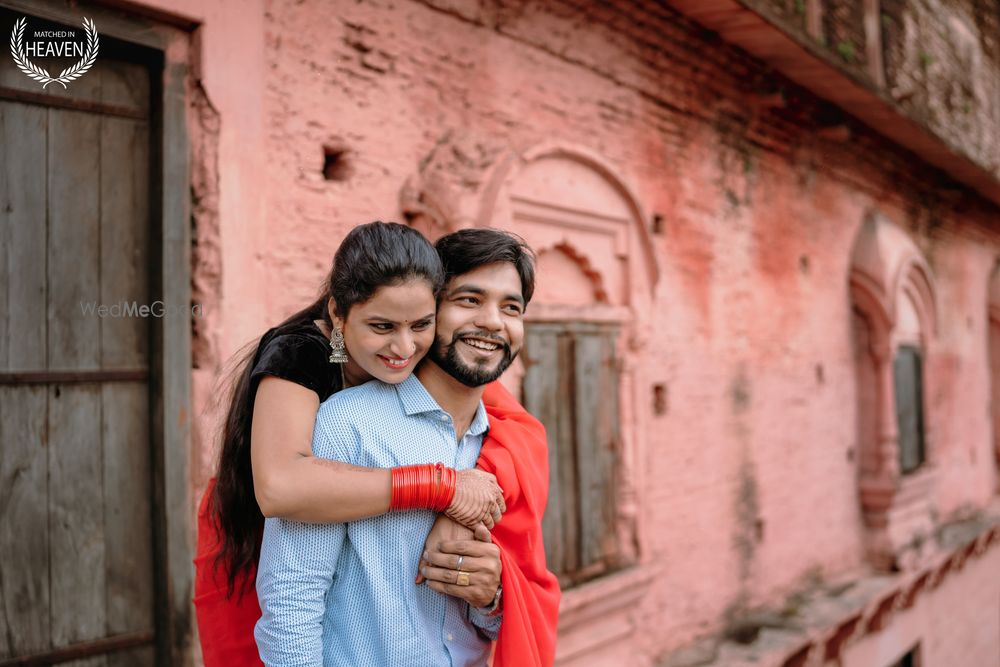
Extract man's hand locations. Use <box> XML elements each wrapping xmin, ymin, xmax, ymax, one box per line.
<box><xmin>417</xmin><ymin>515</ymin><xmax>499</xmax><ymax>608</ymax></box>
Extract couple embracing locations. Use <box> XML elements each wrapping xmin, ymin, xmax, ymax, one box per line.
<box><xmin>194</xmin><ymin>222</ymin><xmax>561</xmax><ymax>666</ymax></box>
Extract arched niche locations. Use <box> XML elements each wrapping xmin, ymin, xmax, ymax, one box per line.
<box><xmin>848</xmin><ymin>210</ymin><xmax>939</xmax><ymax>570</ymax></box>
<box><xmin>475</xmin><ymin>142</ymin><xmax>658</xmax><ymax>328</ymax></box>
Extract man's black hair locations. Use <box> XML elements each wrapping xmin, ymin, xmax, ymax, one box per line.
<box><xmin>434</xmin><ymin>228</ymin><xmax>536</xmax><ymax>305</ymax></box>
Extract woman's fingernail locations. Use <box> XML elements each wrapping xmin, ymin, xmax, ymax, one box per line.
<box><xmin>422</xmin><ymin>551</ymin><xmax>428</xmax><ymax>560</ymax></box>
<box><xmin>420</xmin><ymin>566</ymin><xmax>427</xmax><ymax>576</ymax></box>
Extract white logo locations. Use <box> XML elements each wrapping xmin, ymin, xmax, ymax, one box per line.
<box><xmin>9</xmin><ymin>17</ymin><xmax>99</xmax><ymax>89</ymax></box>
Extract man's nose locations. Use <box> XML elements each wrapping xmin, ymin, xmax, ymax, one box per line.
<box><xmin>475</xmin><ymin>305</ymin><xmax>503</xmax><ymax>332</ymax></box>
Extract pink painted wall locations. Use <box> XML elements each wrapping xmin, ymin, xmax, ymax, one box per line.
<box><xmin>131</xmin><ymin>0</ymin><xmax>1000</xmax><ymax>664</ymax></box>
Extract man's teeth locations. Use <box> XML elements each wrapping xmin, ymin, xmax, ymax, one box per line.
<box><xmin>463</xmin><ymin>339</ymin><xmax>499</xmax><ymax>351</ymax></box>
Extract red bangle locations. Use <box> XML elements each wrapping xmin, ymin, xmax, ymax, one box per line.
<box><xmin>434</xmin><ymin>465</ymin><xmax>456</xmax><ymax>512</ymax></box>
<box><xmin>390</xmin><ymin>464</ymin><xmax>457</xmax><ymax>511</ymax></box>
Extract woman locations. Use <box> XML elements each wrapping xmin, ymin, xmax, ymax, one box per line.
<box><xmin>194</xmin><ymin>222</ymin><xmax>505</xmax><ymax>666</ymax></box>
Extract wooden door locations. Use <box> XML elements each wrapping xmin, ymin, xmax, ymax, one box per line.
<box><xmin>522</xmin><ymin>321</ymin><xmax>621</xmax><ymax>587</ymax></box>
<box><xmin>0</xmin><ymin>12</ymin><xmax>156</xmax><ymax>665</ymax></box>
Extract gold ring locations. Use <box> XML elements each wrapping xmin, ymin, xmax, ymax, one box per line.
<box><xmin>456</xmin><ymin>572</ymin><xmax>471</xmax><ymax>587</ymax></box>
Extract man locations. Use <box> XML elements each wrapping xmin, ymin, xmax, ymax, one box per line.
<box><xmin>255</xmin><ymin>228</ymin><xmax>559</xmax><ymax>666</ymax></box>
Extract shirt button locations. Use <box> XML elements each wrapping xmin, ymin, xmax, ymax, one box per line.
<box><xmin>446</xmin><ymin>633</ymin><xmax>454</xmax><ymax>641</ymax></box>
<box><xmin>440</xmin><ymin>414</ymin><xmax>449</xmax><ymax>422</ymax></box>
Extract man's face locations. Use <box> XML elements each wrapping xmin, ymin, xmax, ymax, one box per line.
<box><xmin>429</xmin><ymin>261</ymin><xmax>526</xmax><ymax>387</ymax></box>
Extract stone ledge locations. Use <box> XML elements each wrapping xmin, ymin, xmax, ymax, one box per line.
<box><xmin>656</xmin><ymin>501</ymin><xmax>1000</xmax><ymax>667</ymax></box>
<box><xmin>555</xmin><ymin>564</ymin><xmax>660</xmax><ymax>662</ymax></box>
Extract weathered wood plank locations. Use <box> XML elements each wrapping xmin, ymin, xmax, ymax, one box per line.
<box><xmin>0</xmin><ymin>386</ymin><xmax>50</xmax><ymax>659</ymax></box>
<box><xmin>46</xmin><ymin>104</ymin><xmax>106</xmax><ymax>662</ymax></box>
<box><xmin>574</xmin><ymin>331</ymin><xmax>614</xmax><ymax>573</ymax></box>
<box><xmin>102</xmin><ymin>384</ymin><xmax>154</xmax><ymax>646</ymax></box>
<box><xmin>47</xmin><ymin>384</ymin><xmax>106</xmax><ymax>660</ymax></box>
<box><xmin>99</xmin><ymin>60</ymin><xmax>149</xmax><ymax>117</ymax></box>
<box><xmin>106</xmin><ymin>645</ymin><xmax>154</xmax><ymax>667</ymax></box>
<box><xmin>47</xmin><ymin>106</ymin><xmax>100</xmax><ymax>371</ymax></box>
<box><xmin>523</xmin><ymin>328</ymin><xmax>566</xmax><ymax>577</ymax></box>
<box><xmin>556</xmin><ymin>330</ymin><xmax>580</xmax><ymax>577</ymax></box>
<box><xmin>154</xmin><ymin>54</ymin><xmax>195</xmax><ymax>665</ymax></box>
<box><xmin>99</xmin><ymin>69</ymin><xmax>154</xmax><ymax>663</ymax></box>
<box><xmin>0</xmin><ymin>101</ymin><xmax>47</xmax><ymax>372</ymax></box>
<box><xmin>100</xmin><ymin>115</ymin><xmax>149</xmax><ymax>369</ymax></box>
<box><xmin>596</xmin><ymin>331</ymin><xmax>620</xmax><ymax>566</ymax></box>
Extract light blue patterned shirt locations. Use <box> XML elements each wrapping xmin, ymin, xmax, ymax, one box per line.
<box><xmin>255</xmin><ymin>374</ymin><xmax>501</xmax><ymax>666</ymax></box>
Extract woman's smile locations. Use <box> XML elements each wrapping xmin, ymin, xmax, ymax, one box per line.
<box><xmin>378</xmin><ymin>354</ymin><xmax>413</xmax><ymax>370</ymax></box>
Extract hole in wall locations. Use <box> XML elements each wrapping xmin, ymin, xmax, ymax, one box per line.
<box><xmin>322</xmin><ymin>143</ymin><xmax>352</xmax><ymax>181</ymax></box>
<box><xmin>653</xmin><ymin>383</ymin><xmax>668</xmax><ymax>416</ymax></box>
<box><xmin>651</xmin><ymin>213</ymin><xmax>664</xmax><ymax>235</ymax></box>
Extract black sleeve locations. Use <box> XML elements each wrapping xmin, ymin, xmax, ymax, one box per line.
<box><xmin>250</xmin><ymin>333</ymin><xmax>331</xmax><ymax>399</ymax></box>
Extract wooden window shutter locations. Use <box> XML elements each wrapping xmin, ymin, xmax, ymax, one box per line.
<box><xmin>524</xmin><ymin>323</ymin><xmax>621</xmax><ymax>587</ymax></box>
<box><xmin>893</xmin><ymin>345</ymin><xmax>926</xmax><ymax>475</ymax></box>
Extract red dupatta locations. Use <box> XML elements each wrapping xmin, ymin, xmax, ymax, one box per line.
<box><xmin>480</xmin><ymin>381</ymin><xmax>561</xmax><ymax>667</ymax></box>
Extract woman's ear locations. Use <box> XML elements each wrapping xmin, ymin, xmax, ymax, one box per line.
<box><xmin>328</xmin><ymin>298</ymin><xmax>345</xmax><ymax>333</ymax></box>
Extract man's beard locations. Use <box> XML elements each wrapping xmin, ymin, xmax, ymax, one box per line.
<box><xmin>429</xmin><ymin>329</ymin><xmax>517</xmax><ymax>388</ymax></box>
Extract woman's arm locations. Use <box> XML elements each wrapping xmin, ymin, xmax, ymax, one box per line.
<box><xmin>251</xmin><ymin>376</ymin><xmax>390</xmax><ymax>522</ymax></box>
<box><xmin>250</xmin><ymin>376</ymin><xmax>504</xmax><ymax>525</ymax></box>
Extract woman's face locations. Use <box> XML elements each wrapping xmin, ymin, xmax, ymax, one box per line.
<box><xmin>332</xmin><ymin>278</ymin><xmax>437</xmax><ymax>386</ymax></box>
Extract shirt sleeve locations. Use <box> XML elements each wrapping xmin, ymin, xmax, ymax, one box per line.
<box><xmin>254</xmin><ymin>406</ymin><xmax>357</xmax><ymax>665</ymax></box>
<box><xmin>467</xmin><ymin>603</ymin><xmax>502</xmax><ymax>640</ymax></box>
<box><xmin>251</xmin><ymin>332</ymin><xmax>331</xmax><ymax>398</ymax></box>
<box><xmin>254</xmin><ymin>518</ymin><xmax>346</xmax><ymax>666</ymax></box>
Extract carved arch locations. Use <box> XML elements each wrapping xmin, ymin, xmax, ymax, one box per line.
<box><xmin>474</xmin><ymin>141</ymin><xmax>659</xmax><ymax>295</ymax></box>
<box><xmin>534</xmin><ymin>241</ymin><xmax>610</xmax><ymax>305</ymax></box>
<box><xmin>892</xmin><ymin>257</ymin><xmax>938</xmax><ymax>342</ymax></box>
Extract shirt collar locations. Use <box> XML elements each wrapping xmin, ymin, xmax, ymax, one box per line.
<box><xmin>467</xmin><ymin>401</ymin><xmax>489</xmax><ymax>437</ymax></box>
<box><xmin>396</xmin><ymin>374</ymin><xmax>441</xmax><ymax>415</ymax></box>
<box><xmin>396</xmin><ymin>374</ymin><xmax>489</xmax><ymax>436</ymax></box>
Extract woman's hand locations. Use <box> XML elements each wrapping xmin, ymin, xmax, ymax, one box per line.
<box><xmin>445</xmin><ymin>468</ymin><xmax>506</xmax><ymax>530</ymax></box>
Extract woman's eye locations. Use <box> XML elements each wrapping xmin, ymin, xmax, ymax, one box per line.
<box><xmin>371</xmin><ymin>323</ymin><xmax>393</xmax><ymax>332</ymax></box>
<box><xmin>412</xmin><ymin>321</ymin><xmax>432</xmax><ymax>331</ymax></box>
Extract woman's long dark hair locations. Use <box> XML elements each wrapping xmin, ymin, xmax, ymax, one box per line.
<box><xmin>209</xmin><ymin>221</ymin><xmax>443</xmax><ymax>596</ymax></box>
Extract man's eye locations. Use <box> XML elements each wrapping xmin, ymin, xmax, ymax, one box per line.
<box><xmin>458</xmin><ymin>296</ymin><xmax>479</xmax><ymax>305</ymax></box>
<box><xmin>503</xmin><ymin>304</ymin><xmax>523</xmax><ymax>315</ymax></box>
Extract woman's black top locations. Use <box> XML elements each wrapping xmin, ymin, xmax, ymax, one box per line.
<box><xmin>248</xmin><ymin>319</ymin><xmax>343</xmax><ymax>402</ymax></box>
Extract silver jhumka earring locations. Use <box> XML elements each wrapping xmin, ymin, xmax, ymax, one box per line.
<box><xmin>328</xmin><ymin>326</ymin><xmax>348</xmax><ymax>364</ymax></box>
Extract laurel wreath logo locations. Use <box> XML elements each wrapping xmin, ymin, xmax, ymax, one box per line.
<box><xmin>9</xmin><ymin>17</ymin><xmax>99</xmax><ymax>89</ymax></box>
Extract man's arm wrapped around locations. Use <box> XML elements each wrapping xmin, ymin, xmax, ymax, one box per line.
<box><xmin>480</xmin><ymin>381</ymin><xmax>562</xmax><ymax>667</ymax></box>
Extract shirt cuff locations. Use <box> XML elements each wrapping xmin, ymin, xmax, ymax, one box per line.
<box><xmin>468</xmin><ymin>604</ymin><xmax>503</xmax><ymax>640</ymax></box>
